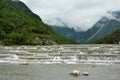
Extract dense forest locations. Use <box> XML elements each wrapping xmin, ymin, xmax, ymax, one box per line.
<box><xmin>0</xmin><ymin>0</ymin><xmax>74</xmax><ymax>45</ymax></box>
<box><xmin>96</xmin><ymin>29</ymin><xmax>120</xmax><ymax>44</ymax></box>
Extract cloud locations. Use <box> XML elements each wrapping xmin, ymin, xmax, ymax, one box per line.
<box><xmin>20</xmin><ymin>0</ymin><xmax>120</xmax><ymax>31</ymax></box>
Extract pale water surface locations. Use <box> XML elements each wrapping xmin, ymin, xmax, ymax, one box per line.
<box><xmin>0</xmin><ymin>64</ymin><xmax>120</xmax><ymax>80</ymax></box>
<box><xmin>0</xmin><ymin>44</ymin><xmax>120</xmax><ymax>80</ymax></box>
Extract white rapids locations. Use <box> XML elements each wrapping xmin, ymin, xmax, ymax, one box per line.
<box><xmin>0</xmin><ymin>44</ymin><xmax>120</xmax><ymax>65</ymax></box>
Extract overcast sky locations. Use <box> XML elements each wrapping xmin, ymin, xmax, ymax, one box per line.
<box><xmin>20</xmin><ymin>0</ymin><xmax>120</xmax><ymax>31</ymax></box>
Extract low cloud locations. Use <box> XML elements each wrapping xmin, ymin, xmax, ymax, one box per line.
<box><xmin>20</xmin><ymin>0</ymin><xmax>120</xmax><ymax>31</ymax></box>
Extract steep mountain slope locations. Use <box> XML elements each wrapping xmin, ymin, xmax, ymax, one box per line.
<box><xmin>85</xmin><ymin>13</ymin><xmax>120</xmax><ymax>43</ymax></box>
<box><xmin>96</xmin><ymin>29</ymin><xmax>120</xmax><ymax>44</ymax></box>
<box><xmin>0</xmin><ymin>0</ymin><xmax>74</xmax><ymax>45</ymax></box>
<box><xmin>52</xmin><ymin>11</ymin><xmax>120</xmax><ymax>44</ymax></box>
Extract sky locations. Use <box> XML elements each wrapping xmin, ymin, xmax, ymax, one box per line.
<box><xmin>19</xmin><ymin>0</ymin><xmax>120</xmax><ymax>31</ymax></box>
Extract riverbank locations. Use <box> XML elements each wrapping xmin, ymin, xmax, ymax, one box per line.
<box><xmin>0</xmin><ymin>63</ymin><xmax>120</xmax><ymax>80</ymax></box>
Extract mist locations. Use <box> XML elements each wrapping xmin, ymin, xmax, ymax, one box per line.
<box><xmin>20</xmin><ymin>0</ymin><xmax>120</xmax><ymax>31</ymax></box>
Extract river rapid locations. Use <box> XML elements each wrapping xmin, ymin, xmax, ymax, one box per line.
<box><xmin>0</xmin><ymin>44</ymin><xmax>120</xmax><ymax>65</ymax></box>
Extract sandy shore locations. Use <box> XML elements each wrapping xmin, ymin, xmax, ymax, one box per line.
<box><xmin>0</xmin><ymin>63</ymin><xmax>120</xmax><ymax>80</ymax></box>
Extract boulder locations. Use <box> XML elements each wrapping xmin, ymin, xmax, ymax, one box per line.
<box><xmin>70</xmin><ymin>70</ymin><xmax>80</xmax><ymax>76</ymax></box>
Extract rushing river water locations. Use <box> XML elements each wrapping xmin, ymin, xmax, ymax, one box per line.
<box><xmin>0</xmin><ymin>44</ymin><xmax>120</xmax><ymax>64</ymax></box>
<box><xmin>0</xmin><ymin>44</ymin><xmax>120</xmax><ymax>80</ymax></box>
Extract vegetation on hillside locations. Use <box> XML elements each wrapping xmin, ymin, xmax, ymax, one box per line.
<box><xmin>0</xmin><ymin>0</ymin><xmax>74</xmax><ymax>45</ymax></box>
<box><xmin>96</xmin><ymin>29</ymin><xmax>120</xmax><ymax>44</ymax></box>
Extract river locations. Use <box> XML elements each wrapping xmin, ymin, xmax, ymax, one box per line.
<box><xmin>0</xmin><ymin>44</ymin><xmax>120</xmax><ymax>80</ymax></box>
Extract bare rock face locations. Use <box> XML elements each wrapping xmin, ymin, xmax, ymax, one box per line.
<box><xmin>70</xmin><ymin>70</ymin><xmax>80</xmax><ymax>76</ymax></box>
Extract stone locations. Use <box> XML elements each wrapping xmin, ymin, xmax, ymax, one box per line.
<box><xmin>83</xmin><ymin>72</ymin><xmax>89</xmax><ymax>76</ymax></box>
<box><xmin>70</xmin><ymin>70</ymin><xmax>80</xmax><ymax>76</ymax></box>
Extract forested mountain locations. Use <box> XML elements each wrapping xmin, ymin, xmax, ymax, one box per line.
<box><xmin>0</xmin><ymin>0</ymin><xmax>74</xmax><ymax>45</ymax></box>
<box><xmin>96</xmin><ymin>29</ymin><xmax>120</xmax><ymax>44</ymax></box>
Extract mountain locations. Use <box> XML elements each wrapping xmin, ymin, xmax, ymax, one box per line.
<box><xmin>84</xmin><ymin>12</ymin><xmax>120</xmax><ymax>43</ymax></box>
<box><xmin>0</xmin><ymin>0</ymin><xmax>74</xmax><ymax>45</ymax></box>
<box><xmin>52</xmin><ymin>11</ymin><xmax>120</xmax><ymax>44</ymax></box>
<box><xmin>96</xmin><ymin>29</ymin><xmax>120</xmax><ymax>44</ymax></box>
<box><xmin>52</xmin><ymin>26</ymin><xmax>81</xmax><ymax>42</ymax></box>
